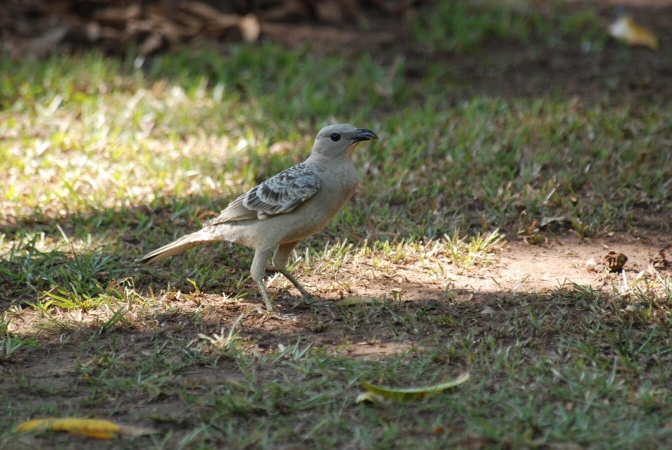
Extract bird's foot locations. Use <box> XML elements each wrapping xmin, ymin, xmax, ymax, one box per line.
<box><xmin>256</xmin><ymin>280</ymin><xmax>276</xmax><ymax>312</ymax></box>
<box><xmin>254</xmin><ymin>306</ymin><xmax>298</xmax><ymax>321</ymax></box>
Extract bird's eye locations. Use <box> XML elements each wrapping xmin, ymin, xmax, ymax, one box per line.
<box><xmin>330</xmin><ymin>133</ymin><xmax>341</xmax><ymax>142</ymax></box>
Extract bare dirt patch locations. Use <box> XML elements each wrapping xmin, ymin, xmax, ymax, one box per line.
<box><xmin>9</xmin><ymin>227</ymin><xmax>671</xmax><ymax>364</ymax></box>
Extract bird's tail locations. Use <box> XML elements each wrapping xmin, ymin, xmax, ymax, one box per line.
<box><xmin>135</xmin><ymin>229</ymin><xmax>217</xmax><ymax>265</ymax></box>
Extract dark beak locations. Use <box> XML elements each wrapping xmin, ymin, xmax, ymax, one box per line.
<box><xmin>352</xmin><ymin>128</ymin><xmax>379</xmax><ymax>142</ymax></box>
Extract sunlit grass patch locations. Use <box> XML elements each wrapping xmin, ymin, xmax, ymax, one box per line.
<box><xmin>275</xmin><ymin>230</ymin><xmax>504</xmax><ymax>298</ymax></box>
<box><xmin>3</xmin><ymin>47</ymin><xmax>671</xmax><ymax>239</ymax></box>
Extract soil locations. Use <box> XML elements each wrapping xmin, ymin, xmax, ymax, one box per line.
<box><xmin>5</xmin><ymin>229</ymin><xmax>671</xmax><ymax>442</ymax></box>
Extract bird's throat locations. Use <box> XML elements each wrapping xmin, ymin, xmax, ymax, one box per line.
<box><xmin>346</xmin><ymin>142</ymin><xmax>360</xmax><ymax>158</ymax></box>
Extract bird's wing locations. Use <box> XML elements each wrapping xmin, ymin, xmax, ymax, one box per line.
<box><xmin>204</xmin><ymin>194</ymin><xmax>258</xmax><ymax>225</ymax></box>
<box><xmin>205</xmin><ymin>163</ymin><xmax>322</xmax><ymax>226</ymax></box>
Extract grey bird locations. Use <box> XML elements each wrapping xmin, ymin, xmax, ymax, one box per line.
<box><xmin>135</xmin><ymin>124</ymin><xmax>379</xmax><ymax>310</ymax></box>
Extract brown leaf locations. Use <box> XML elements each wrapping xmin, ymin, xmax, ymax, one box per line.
<box><xmin>84</xmin><ymin>22</ymin><xmax>101</xmax><ymax>41</ymax></box>
<box><xmin>147</xmin><ymin>13</ymin><xmax>193</xmax><ymax>42</ymax></box>
<box><xmin>180</xmin><ymin>2</ymin><xmax>225</xmax><ymax>20</ymax></box>
<box><xmin>604</xmin><ymin>251</ymin><xmax>628</xmax><ymax>273</ymax></box>
<box><xmin>25</xmin><ymin>24</ymin><xmax>70</xmax><ymax>56</ymax></box>
<box><xmin>139</xmin><ymin>33</ymin><xmax>163</xmax><ymax>55</ymax></box>
<box><xmin>79</xmin><ymin>22</ymin><xmax>125</xmax><ymax>42</ymax></box>
<box><xmin>181</xmin><ymin>1</ymin><xmax>240</xmax><ymax>33</ymax></box>
<box><xmin>127</xmin><ymin>20</ymin><xmax>155</xmax><ymax>35</ymax></box>
<box><xmin>146</xmin><ymin>4</ymin><xmax>203</xmax><ymax>30</ymax></box>
<box><xmin>239</xmin><ymin>14</ymin><xmax>261</xmax><ymax>43</ymax></box>
<box><xmin>315</xmin><ymin>0</ymin><xmax>344</xmax><ymax>24</ymax></box>
<box><xmin>261</xmin><ymin>0</ymin><xmax>309</xmax><ymax>22</ymax></box>
<box><xmin>93</xmin><ymin>5</ymin><xmax>142</xmax><ymax>25</ymax></box>
<box><xmin>651</xmin><ymin>249</ymin><xmax>669</xmax><ymax>269</ymax></box>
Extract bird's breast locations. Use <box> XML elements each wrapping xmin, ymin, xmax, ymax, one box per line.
<box><xmin>316</xmin><ymin>163</ymin><xmax>360</xmax><ymax>209</ymax></box>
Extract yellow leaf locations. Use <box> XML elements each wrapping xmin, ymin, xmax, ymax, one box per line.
<box><xmin>118</xmin><ymin>424</ymin><xmax>161</xmax><ymax>437</ymax></box>
<box><xmin>360</xmin><ymin>372</ymin><xmax>470</xmax><ymax>401</ymax></box>
<box><xmin>336</xmin><ymin>296</ymin><xmax>377</xmax><ymax>307</ymax></box>
<box><xmin>608</xmin><ymin>16</ymin><xmax>659</xmax><ymax>50</ymax></box>
<box><xmin>16</xmin><ymin>418</ymin><xmax>121</xmax><ymax>439</ymax></box>
<box><xmin>355</xmin><ymin>392</ymin><xmax>386</xmax><ymax>404</ymax></box>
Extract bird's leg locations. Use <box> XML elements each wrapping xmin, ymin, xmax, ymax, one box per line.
<box><xmin>251</xmin><ymin>247</ymin><xmax>275</xmax><ymax>311</ymax></box>
<box><xmin>274</xmin><ymin>241</ymin><xmax>313</xmax><ymax>301</ymax></box>
<box><xmin>255</xmin><ymin>279</ymin><xmax>275</xmax><ymax>311</ymax></box>
<box><xmin>277</xmin><ymin>268</ymin><xmax>312</xmax><ymax>299</ymax></box>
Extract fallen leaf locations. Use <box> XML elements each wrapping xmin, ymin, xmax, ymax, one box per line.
<box><xmin>480</xmin><ymin>306</ymin><xmax>495</xmax><ymax>315</ymax></box>
<box><xmin>148</xmin><ymin>15</ymin><xmax>188</xmax><ymax>43</ymax></box>
<box><xmin>355</xmin><ymin>392</ymin><xmax>385</xmax><ymax>404</ymax></box>
<box><xmin>17</xmin><ymin>418</ymin><xmax>120</xmax><ymax>440</ymax></box>
<box><xmin>118</xmin><ymin>424</ymin><xmax>160</xmax><ymax>437</ymax></box>
<box><xmin>608</xmin><ymin>16</ymin><xmax>659</xmax><ymax>50</ymax></box>
<box><xmin>360</xmin><ymin>372</ymin><xmax>469</xmax><ymax>401</ymax></box>
<box><xmin>585</xmin><ymin>258</ymin><xmax>598</xmax><ymax>272</ymax></box>
<box><xmin>651</xmin><ymin>249</ymin><xmax>669</xmax><ymax>269</ymax></box>
<box><xmin>539</xmin><ymin>216</ymin><xmax>567</xmax><ymax>229</ymax></box>
<box><xmin>26</xmin><ymin>24</ymin><xmax>70</xmax><ymax>57</ymax></box>
<box><xmin>146</xmin><ymin>4</ymin><xmax>203</xmax><ymax>30</ymax></box>
<box><xmin>604</xmin><ymin>251</ymin><xmax>628</xmax><ymax>273</ymax></box>
<box><xmin>239</xmin><ymin>14</ymin><xmax>261</xmax><ymax>42</ymax></box>
<box><xmin>180</xmin><ymin>2</ymin><xmax>227</xmax><ymax>20</ymax></box>
<box><xmin>181</xmin><ymin>2</ymin><xmax>239</xmax><ymax>33</ymax></box>
<box><xmin>315</xmin><ymin>0</ymin><xmax>344</xmax><ymax>24</ymax></box>
<box><xmin>93</xmin><ymin>5</ymin><xmax>142</xmax><ymax>24</ymax></box>
<box><xmin>84</xmin><ymin>22</ymin><xmax>101</xmax><ymax>41</ymax></box>
<box><xmin>16</xmin><ymin>417</ymin><xmax>159</xmax><ymax>439</ymax></box>
<box><xmin>140</xmin><ymin>33</ymin><xmax>163</xmax><ymax>55</ymax></box>
<box><xmin>261</xmin><ymin>0</ymin><xmax>308</xmax><ymax>21</ymax></box>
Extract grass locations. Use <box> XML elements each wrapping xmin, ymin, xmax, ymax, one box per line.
<box><xmin>412</xmin><ymin>1</ymin><xmax>607</xmax><ymax>53</ymax></box>
<box><xmin>2</xmin><ymin>0</ymin><xmax>672</xmax><ymax>448</ymax></box>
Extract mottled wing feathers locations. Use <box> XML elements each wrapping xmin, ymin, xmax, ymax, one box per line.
<box><xmin>244</xmin><ymin>164</ymin><xmax>322</xmax><ymax>219</ymax></box>
<box><xmin>205</xmin><ymin>163</ymin><xmax>322</xmax><ymax>226</ymax></box>
<box><xmin>204</xmin><ymin>195</ymin><xmax>258</xmax><ymax>225</ymax></box>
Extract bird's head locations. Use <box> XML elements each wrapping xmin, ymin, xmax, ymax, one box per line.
<box><xmin>311</xmin><ymin>124</ymin><xmax>378</xmax><ymax>159</ymax></box>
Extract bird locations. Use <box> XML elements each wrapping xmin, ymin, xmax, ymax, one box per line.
<box><xmin>135</xmin><ymin>124</ymin><xmax>379</xmax><ymax>311</ymax></box>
